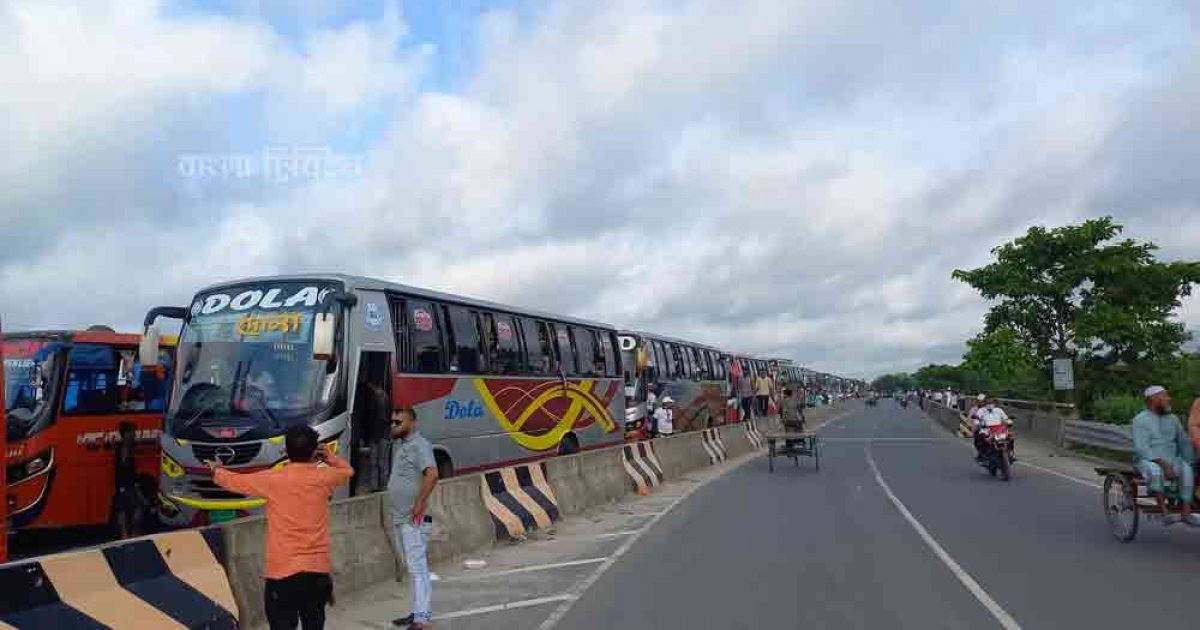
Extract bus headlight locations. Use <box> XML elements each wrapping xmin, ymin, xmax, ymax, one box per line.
<box><xmin>161</xmin><ymin>452</ymin><xmax>185</xmax><ymax>478</ymax></box>
<box><xmin>9</xmin><ymin>449</ymin><xmax>53</xmax><ymax>483</ymax></box>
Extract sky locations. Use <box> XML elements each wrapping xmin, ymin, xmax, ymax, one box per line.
<box><xmin>1</xmin><ymin>0</ymin><xmax>1198</xmax><ymax>379</ymax></box>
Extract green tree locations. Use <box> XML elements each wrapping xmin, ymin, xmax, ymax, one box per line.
<box><xmin>951</xmin><ymin>217</ymin><xmax>1200</xmax><ymax>366</ymax></box>
<box><xmin>961</xmin><ymin>327</ymin><xmax>1049</xmax><ymax>399</ymax></box>
<box><xmin>912</xmin><ymin>364</ymin><xmax>980</xmax><ymax>392</ymax></box>
<box><xmin>871</xmin><ymin>373</ymin><xmax>917</xmax><ymax>392</ymax></box>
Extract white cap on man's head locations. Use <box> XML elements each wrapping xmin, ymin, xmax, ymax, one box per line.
<box><xmin>1144</xmin><ymin>385</ymin><xmax>1166</xmax><ymax>399</ymax></box>
<box><xmin>977</xmin><ymin>394</ymin><xmax>986</xmax><ymax>401</ymax></box>
<box><xmin>661</xmin><ymin>396</ymin><xmax>675</xmax><ymax>404</ymax></box>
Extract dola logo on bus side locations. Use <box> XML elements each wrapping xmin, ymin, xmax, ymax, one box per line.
<box><xmin>444</xmin><ymin>400</ymin><xmax>484</xmax><ymax>420</ymax></box>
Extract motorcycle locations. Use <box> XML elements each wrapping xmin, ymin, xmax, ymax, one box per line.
<box><xmin>977</xmin><ymin>424</ymin><xmax>1014</xmax><ymax>481</ymax></box>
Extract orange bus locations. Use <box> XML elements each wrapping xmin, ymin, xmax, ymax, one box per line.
<box><xmin>3</xmin><ymin>328</ymin><xmax>175</xmax><ymax>531</ymax></box>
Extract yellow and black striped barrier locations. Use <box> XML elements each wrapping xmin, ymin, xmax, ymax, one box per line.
<box><xmin>701</xmin><ymin>428</ymin><xmax>728</xmax><ymax>464</ymax></box>
<box><xmin>0</xmin><ymin>528</ymin><xmax>238</xmax><ymax>629</ymax></box>
<box><xmin>622</xmin><ymin>442</ymin><xmax>665</xmax><ymax>495</ymax></box>
<box><xmin>480</xmin><ymin>463</ymin><xmax>561</xmax><ymax>541</ymax></box>
<box><xmin>958</xmin><ymin>414</ymin><xmax>974</xmax><ymax>438</ymax></box>
<box><xmin>745</xmin><ymin>420</ymin><xmax>765</xmax><ymax>450</ymax></box>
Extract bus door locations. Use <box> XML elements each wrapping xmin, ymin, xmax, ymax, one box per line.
<box><xmin>351</xmin><ymin>350</ymin><xmax>392</xmax><ymax>494</ymax></box>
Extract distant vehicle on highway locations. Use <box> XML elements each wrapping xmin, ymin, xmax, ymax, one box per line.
<box><xmin>3</xmin><ymin>328</ymin><xmax>175</xmax><ymax>531</ymax></box>
<box><xmin>142</xmin><ymin>274</ymin><xmax>625</xmax><ymax>526</ymax></box>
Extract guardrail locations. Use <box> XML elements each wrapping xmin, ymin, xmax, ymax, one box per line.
<box><xmin>1061</xmin><ymin>420</ymin><xmax>1133</xmax><ymax>453</ymax></box>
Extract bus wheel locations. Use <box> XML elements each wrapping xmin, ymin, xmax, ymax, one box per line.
<box><xmin>559</xmin><ymin>434</ymin><xmax>580</xmax><ymax>456</ymax></box>
<box><xmin>436</xmin><ymin>452</ymin><xmax>454</xmax><ymax>479</ymax></box>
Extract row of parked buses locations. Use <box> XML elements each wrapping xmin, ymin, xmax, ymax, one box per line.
<box><xmin>2</xmin><ymin>273</ymin><xmax>863</xmax><ymax>532</ymax></box>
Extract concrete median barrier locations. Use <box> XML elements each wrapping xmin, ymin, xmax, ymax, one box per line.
<box><xmin>723</xmin><ymin>424</ymin><xmax>749</xmax><ymax>458</ymax></box>
<box><xmin>651</xmin><ymin>431</ymin><xmax>709</xmax><ymax>479</ymax></box>
<box><xmin>544</xmin><ymin>445</ymin><xmax>630</xmax><ymax>516</ymax></box>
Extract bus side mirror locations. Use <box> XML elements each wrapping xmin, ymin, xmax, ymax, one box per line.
<box><xmin>140</xmin><ymin>325</ymin><xmax>160</xmax><ymax>367</ymax></box>
<box><xmin>313</xmin><ymin>313</ymin><xmax>336</xmax><ymax>360</ymax></box>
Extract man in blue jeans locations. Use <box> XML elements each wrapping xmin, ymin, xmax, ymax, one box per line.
<box><xmin>388</xmin><ymin>406</ymin><xmax>440</xmax><ymax>628</ymax></box>
<box><xmin>1133</xmin><ymin>385</ymin><xmax>1199</xmax><ymax>527</ymax></box>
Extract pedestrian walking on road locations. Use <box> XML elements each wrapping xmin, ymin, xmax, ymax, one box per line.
<box><xmin>389</xmin><ymin>407</ymin><xmax>440</xmax><ymax>629</ymax></box>
<box><xmin>209</xmin><ymin>426</ymin><xmax>353</xmax><ymax>630</ymax></box>
<box><xmin>754</xmin><ymin>370</ymin><xmax>772</xmax><ymax>418</ymax></box>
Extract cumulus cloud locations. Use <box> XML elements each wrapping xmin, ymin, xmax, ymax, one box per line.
<box><xmin>2</xmin><ymin>0</ymin><xmax>1198</xmax><ymax>379</ymax></box>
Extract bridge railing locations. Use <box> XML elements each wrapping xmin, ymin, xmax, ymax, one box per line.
<box><xmin>1061</xmin><ymin>420</ymin><xmax>1133</xmax><ymax>453</ymax></box>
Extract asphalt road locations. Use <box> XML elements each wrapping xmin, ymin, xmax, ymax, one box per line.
<box><xmin>555</xmin><ymin>401</ymin><xmax>1200</xmax><ymax>629</ymax></box>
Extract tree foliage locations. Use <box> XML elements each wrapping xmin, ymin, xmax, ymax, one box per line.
<box><xmin>871</xmin><ymin>373</ymin><xmax>916</xmax><ymax>392</ymax></box>
<box><xmin>961</xmin><ymin>327</ymin><xmax>1049</xmax><ymax>399</ymax></box>
<box><xmin>951</xmin><ymin>217</ymin><xmax>1200</xmax><ymax>365</ymax></box>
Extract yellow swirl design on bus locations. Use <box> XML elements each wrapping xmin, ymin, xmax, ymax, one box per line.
<box><xmin>473</xmin><ymin>379</ymin><xmax>618</xmax><ymax>451</ymax></box>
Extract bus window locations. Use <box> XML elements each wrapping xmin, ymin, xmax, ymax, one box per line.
<box><xmin>656</xmin><ymin>341</ymin><xmax>673</xmax><ymax>379</ymax></box>
<box><xmin>516</xmin><ymin>318</ymin><xmax>544</xmax><ymax>374</ymax></box>
<box><xmin>63</xmin><ymin>344</ymin><xmax>120</xmax><ymax>415</ymax></box>
<box><xmin>408</xmin><ymin>300</ymin><xmax>444</xmax><ymax>373</ymax></box>
<box><xmin>670</xmin><ymin>344</ymin><xmax>686</xmax><ymax>379</ymax></box>
<box><xmin>572</xmin><ymin>327</ymin><xmax>596</xmax><ymax>376</ymax></box>
<box><xmin>485</xmin><ymin>313</ymin><xmax>520</xmax><ymax>375</ymax></box>
<box><xmin>693</xmin><ymin>348</ymin><xmax>709</xmax><ymax>379</ymax></box>
<box><xmin>552</xmin><ymin>324</ymin><xmax>577</xmax><ymax>376</ymax></box>
<box><xmin>443</xmin><ymin>305</ymin><xmax>482</xmax><ymax>374</ymax></box>
<box><xmin>600</xmin><ymin>332</ymin><xmax>618</xmax><ymax>378</ymax></box>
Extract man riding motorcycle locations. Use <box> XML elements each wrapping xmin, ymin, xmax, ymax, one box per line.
<box><xmin>973</xmin><ymin>396</ymin><xmax>1014</xmax><ymax>462</ymax></box>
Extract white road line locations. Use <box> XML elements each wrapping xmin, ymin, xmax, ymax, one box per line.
<box><xmin>436</xmin><ymin>594</ymin><xmax>576</xmax><ymax>621</ymax></box>
<box><xmin>1015</xmin><ymin>460</ymin><xmax>1101</xmax><ymax>489</ymax></box>
<box><xmin>548</xmin><ymin>529</ymin><xmax>643</xmax><ymax>543</ymax></box>
<box><xmin>440</xmin><ymin>557</ymin><xmax>610</xmax><ymax>582</ymax></box>
<box><xmin>865</xmin><ymin>441</ymin><xmax>1023</xmax><ymax>630</ymax></box>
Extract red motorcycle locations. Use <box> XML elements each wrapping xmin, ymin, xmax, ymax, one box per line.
<box><xmin>977</xmin><ymin>424</ymin><xmax>1014</xmax><ymax>481</ymax></box>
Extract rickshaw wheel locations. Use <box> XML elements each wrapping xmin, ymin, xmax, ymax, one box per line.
<box><xmin>1103</xmin><ymin>473</ymin><xmax>1139</xmax><ymax>543</ymax></box>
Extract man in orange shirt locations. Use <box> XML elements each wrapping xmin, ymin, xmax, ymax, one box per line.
<box><xmin>208</xmin><ymin>426</ymin><xmax>354</xmax><ymax>630</ymax></box>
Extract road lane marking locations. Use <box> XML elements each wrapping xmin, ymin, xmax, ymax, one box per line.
<box><xmin>1015</xmin><ymin>460</ymin><xmax>1101</xmax><ymax>489</ymax></box>
<box><xmin>865</xmin><ymin>441</ymin><xmax>1023</xmax><ymax>630</ymax></box>
<box><xmin>436</xmin><ymin>594</ymin><xmax>577</xmax><ymax>621</ymax></box>
<box><xmin>440</xmin><ymin>557</ymin><xmax>610</xmax><ymax>582</ymax></box>
<box><xmin>547</xmin><ymin>529</ymin><xmax>642</xmax><ymax>542</ymax></box>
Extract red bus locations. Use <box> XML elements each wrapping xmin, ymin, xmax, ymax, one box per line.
<box><xmin>3</xmin><ymin>328</ymin><xmax>175</xmax><ymax>531</ymax></box>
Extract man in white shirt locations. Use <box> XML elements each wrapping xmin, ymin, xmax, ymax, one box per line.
<box><xmin>653</xmin><ymin>397</ymin><xmax>675</xmax><ymax>437</ymax></box>
<box><xmin>974</xmin><ymin>397</ymin><xmax>1015</xmax><ymax>461</ymax></box>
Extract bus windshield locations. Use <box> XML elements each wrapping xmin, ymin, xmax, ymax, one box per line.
<box><xmin>167</xmin><ymin>282</ymin><xmax>342</xmax><ymax>441</ymax></box>
<box><xmin>3</xmin><ymin>340</ymin><xmax>61</xmax><ymax>440</ymax></box>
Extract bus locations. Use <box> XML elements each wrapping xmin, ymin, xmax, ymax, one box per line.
<box><xmin>140</xmin><ymin>274</ymin><xmax>625</xmax><ymax>524</ymax></box>
<box><xmin>1</xmin><ymin>318</ymin><xmax>6</xmax><ymax>562</ymax></box>
<box><xmin>3</xmin><ymin>328</ymin><xmax>175</xmax><ymax>531</ymax></box>
<box><xmin>618</xmin><ymin>331</ymin><xmax>731</xmax><ymax>438</ymax></box>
